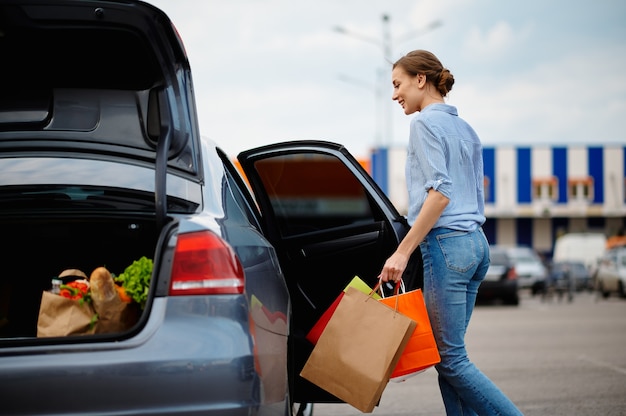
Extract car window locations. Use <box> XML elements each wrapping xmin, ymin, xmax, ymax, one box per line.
<box><xmin>220</xmin><ymin>157</ymin><xmax>263</xmax><ymax>231</ymax></box>
<box><xmin>490</xmin><ymin>251</ymin><xmax>508</xmax><ymax>265</ymax></box>
<box><xmin>252</xmin><ymin>153</ymin><xmax>375</xmax><ymax>237</ymax></box>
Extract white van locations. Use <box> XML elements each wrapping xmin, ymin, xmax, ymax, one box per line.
<box><xmin>553</xmin><ymin>233</ymin><xmax>607</xmax><ymax>273</ymax></box>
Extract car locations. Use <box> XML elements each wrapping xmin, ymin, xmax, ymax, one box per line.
<box><xmin>502</xmin><ymin>246</ymin><xmax>548</xmax><ymax>295</ymax></box>
<box><xmin>595</xmin><ymin>247</ymin><xmax>626</xmax><ymax>298</ymax></box>
<box><xmin>478</xmin><ymin>246</ymin><xmax>520</xmax><ymax>305</ymax></box>
<box><xmin>0</xmin><ymin>1</ymin><xmax>418</xmax><ymax>415</ymax></box>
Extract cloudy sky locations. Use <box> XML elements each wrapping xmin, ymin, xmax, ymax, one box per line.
<box><xmin>147</xmin><ymin>0</ymin><xmax>626</xmax><ymax>159</ymax></box>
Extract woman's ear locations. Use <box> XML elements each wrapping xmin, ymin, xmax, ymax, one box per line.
<box><xmin>415</xmin><ymin>74</ymin><xmax>426</xmax><ymax>88</ymax></box>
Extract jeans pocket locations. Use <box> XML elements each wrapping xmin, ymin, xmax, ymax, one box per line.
<box><xmin>436</xmin><ymin>230</ymin><xmax>477</xmax><ymax>273</ymax></box>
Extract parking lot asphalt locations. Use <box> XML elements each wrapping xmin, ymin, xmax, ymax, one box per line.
<box><xmin>312</xmin><ymin>290</ymin><xmax>626</xmax><ymax>416</ymax></box>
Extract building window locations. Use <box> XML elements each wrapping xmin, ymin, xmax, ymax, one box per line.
<box><xmin>568</xmin><ymin>177</ymin><xmax>594</xmax><ymax>202</ymax></box>
<box><xmin>532</xmin><ymin>177</ymin><xmax>557</xmax><ymax>201</ymax></box>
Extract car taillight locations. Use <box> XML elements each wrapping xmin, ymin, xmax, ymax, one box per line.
<box><xmin>507</xmin><ymin>266</ymin><xmax>518</xmax><ymax>280</ymax></box>
<box><xmin>170</xmin><ymin>231</ymin><xmax>244</xmax><ymax>296</ymax></box>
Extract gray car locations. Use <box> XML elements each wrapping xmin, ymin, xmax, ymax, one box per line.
<box><xmin>0</xmin><ymin>1</ymin><xmax>415</xmax><ymax>415</ymax></box>
<box><xmin>503</xmin><ymin>246</ymin><xmax>548</xmax><ymax>295</ymax></box>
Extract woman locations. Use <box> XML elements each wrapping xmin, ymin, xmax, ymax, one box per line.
<box><xmin>379</xmin><ymin>50</ymin><xmax>523</xmax><ymax>416</ymax></box>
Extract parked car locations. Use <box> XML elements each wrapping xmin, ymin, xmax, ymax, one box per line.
<box><xmin>478</xmin><ymin>246</ymin><xmax>520</xmax><ymax>305</ymax></box>
<box><xmin>0</xmin><ymin>1</ymin><xmax>417</xmax><ymax>415</ymax></box>
<box><xmin>502</xmin><ymin>246</ymin><xmax>548</xmax><ymax>295</ymax></box>
<box><xmin>595</xmin><ymin>247</ymin><xmax>626</xmax><ymax>298</ymax></box>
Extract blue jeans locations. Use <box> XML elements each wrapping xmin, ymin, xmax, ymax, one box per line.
<box><xmin>420</xmin><ymin>227</ymin><xmax>523</xmax><ymax>416</ymax></box>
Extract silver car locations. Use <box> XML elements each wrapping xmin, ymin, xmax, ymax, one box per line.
<box><xmin>595</xmin><ymin>247</ymin><xmax>626</xmax><ymax>298</ymax></box>
<box><xmin>0</xmin><ymin>1</ymin><xmax>415</xmax><ymax>415</ymax></box>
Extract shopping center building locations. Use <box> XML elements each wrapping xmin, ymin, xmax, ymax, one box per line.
<box><xmin>371</xmin><ymin>144</ymin><xmax>626</xmax><ymax>256</ymax></box>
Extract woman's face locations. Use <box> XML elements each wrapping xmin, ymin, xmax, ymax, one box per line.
<box><xmin>391</xmin><ymin>66</ymin><xmax>424</xmax><ymax>115</ymax></box>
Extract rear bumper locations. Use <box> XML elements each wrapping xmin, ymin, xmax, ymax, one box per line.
<box><xmin>0</xmin><ymin>296</ymin><xmax>287</xmax><ymax>415</ymax></box>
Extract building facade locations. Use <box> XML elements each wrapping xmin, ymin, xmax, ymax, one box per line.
<box><xmin>371</xmin><ymin>144</ymin><xmax>626</xmax><ymax>257</ymax></box>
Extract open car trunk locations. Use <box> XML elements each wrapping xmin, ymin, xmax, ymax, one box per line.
<box><xmin>0</xmin><ymin>0</ymin><xmax>202</xmax><ymax>342</ymax></box>
<box><xmin>0</xmin><ymin>215</ymin><xmax>159</xmax><ymax>339</ymax></box>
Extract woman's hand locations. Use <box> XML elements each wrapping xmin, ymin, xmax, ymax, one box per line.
<box><xmin>379</xmin><ymin>251</ymin><xmax>409</xmax><ymax>283</ymax></box>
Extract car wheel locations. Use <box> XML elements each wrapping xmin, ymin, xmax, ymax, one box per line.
<box><xmin>619</xmin><ymin>281</ymin><xmax>626</xmax><ymax>299</ymax></box>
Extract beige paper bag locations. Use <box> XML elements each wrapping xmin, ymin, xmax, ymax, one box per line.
<box><xmin>300</xmin><ymin>287</ymin><xmax>416</xmax><ymax>413</ymax></box>
<box><xmin>37</xmin><ymin>291</ymin><xmax>96</xmax><ymax>337</ymax></box>
<box><xmin>92</xmin><ymin>296</ymin><xmax>139</xmax><ymax>334</ymax></box>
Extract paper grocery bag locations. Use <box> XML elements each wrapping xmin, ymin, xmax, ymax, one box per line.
<box><xmin>300</xmin><ymin>287</ymin><xmax>416</xmax><ymax>413</ymax></box>
<box><xmin>306</xmin><ymin>275</ymin><xmax>381</xmax><ymax>345</ymax></box>
<box><xmin>92</xmin><ymin>296</ymin><xmax>139</xmax><ymax>334</ymax></box>
<box><xmin>37</xmin><ymin>291</ymin><xmax>97</xmax><ymax>337</ymax></box>
<box><xmin>380</xmin><ymin>288</ymin><xmax>440</xmax><ymax>381</ymax></box>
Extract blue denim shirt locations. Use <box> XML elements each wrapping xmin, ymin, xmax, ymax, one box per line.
<box><xmin>406</xmin><ymin>103</ymin><xmax>485</xmax><ymax>231</ymax></box>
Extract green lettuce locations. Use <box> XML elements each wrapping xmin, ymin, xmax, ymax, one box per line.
<box><xmin>115</xmin><ymin>256</ymin><xmax>153</xmax><ymax>309</ymax></box>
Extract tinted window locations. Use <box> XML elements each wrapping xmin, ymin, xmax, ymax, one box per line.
<box><xmin>253</xmin><ymin>153</ymin><xmax>375</xmax><ymax>236</ymax></box>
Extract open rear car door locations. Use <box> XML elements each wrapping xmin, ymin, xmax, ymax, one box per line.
<box><xmin>238</xmin><ymin>140</ymin><xmax>421</xmax><ymax>403</ymax></box>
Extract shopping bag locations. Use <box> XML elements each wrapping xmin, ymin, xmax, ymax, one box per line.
<box><xmin>305</xmin><ymin>275</ymin><xmax>380</xmax><ymax>345</ymax></box>
<box><xmin>300</xmin><ymin>287</ymin><xmax>416</xmax><ymax>413</ymax></box>
<box><xmin>92</xmin><ymin>296</ymin><xmax>139</xmax><ymax>334</ymax></box>
<box><xmin>37</xmin><ymin>291</ymin><xmax>97</xmax><ymax>337</ymax></box>
<box><xmin>379</xmin><ymin>285</ymin><xmax>440</xmax><ymax>381</ymax></box>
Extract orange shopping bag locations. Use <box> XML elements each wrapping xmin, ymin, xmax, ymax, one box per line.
<box><xmin>379</xmin><ymin>282</ymin><xmax>440</xmax><ymax>381</ymax></box>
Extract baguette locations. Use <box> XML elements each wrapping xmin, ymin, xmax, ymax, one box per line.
<box><xmin>90</xmin><ymin>267</ymin><xmax>117</xmax><ymax>302</ymax></box>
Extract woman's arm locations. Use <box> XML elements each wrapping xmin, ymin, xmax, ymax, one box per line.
<box><xmin>379</xmin><ymin>188</ymin><xmax>449</xmax><ymax>282</ymax></box>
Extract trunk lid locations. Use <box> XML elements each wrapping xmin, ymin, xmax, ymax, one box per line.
<box><xmin>0</xmin><ymin>0</ymin><xmax>203</xmax><ymax>226</ymax></box>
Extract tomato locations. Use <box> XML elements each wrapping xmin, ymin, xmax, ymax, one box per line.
<box><xmin>59</xmin><ymin>281</ymin><xmax>89</xmax><ymax>300</ymax></box>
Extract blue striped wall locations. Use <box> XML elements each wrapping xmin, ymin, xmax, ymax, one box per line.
<box><xmin>553</xmin><ymin>147</ymin><xmax>567</xmax><ymax>204</ymax></box>
<box><xmin>517</xmin><ymin>148</ymin><xmax>531</xmax><ymax>204</ymax></box>
<box><xmin>588</xmin><ymin>147</ymin><xmax>604</xmax><ymax>204</ymax></box>
<box><xmin>483</xmin><ymin>148</ymin><xmax>495</xmax><ymax>203</ymax></box>
<box><xmin>371</xmin><ymin>144</ymin><xmax>625</xmax><ymax>253</ymax></box>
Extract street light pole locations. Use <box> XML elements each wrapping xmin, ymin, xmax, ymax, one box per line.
<box><xmin>334</xmin><ymin>15</ymin><xmax>442</xmax><ymax>147</ymax></box>
<box><xmin>381</xmin><ymin>14</ymin><xmax>392</xmax><ymax>148</ymax></box>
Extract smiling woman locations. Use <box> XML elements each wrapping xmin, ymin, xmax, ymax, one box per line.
<box><xmin>380</xmin><ymin>49</ymin><xmax>524</xmax><ymax>416</ymax></box>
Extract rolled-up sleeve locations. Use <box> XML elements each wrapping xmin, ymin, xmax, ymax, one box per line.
<box><xmin>412</xmin><ymin>118</ymin><xmax>452</xmax><ymax>199</ymax></box>
<box><xmin>405</xmin><ymin>103</ymin><xmax>485</xmax><ymax>230</ymax></box>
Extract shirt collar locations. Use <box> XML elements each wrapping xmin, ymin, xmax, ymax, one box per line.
<box><xmin>421</xmin><ymin>103</ymin><xmax>458</xmax><ymax>116</ymax></box>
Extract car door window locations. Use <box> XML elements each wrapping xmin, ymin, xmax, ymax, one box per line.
<box><xmin>252</xmin><ymin>153</ymin><xmax>375</xmax><ymax>237</ymax></box>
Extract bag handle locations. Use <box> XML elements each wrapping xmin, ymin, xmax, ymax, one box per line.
<box><xmin>377</xmin><ymin>279</ymin><xmax>406</xmax><ymax>299</ymax></box>
<box><xmin>370</xmin><ymin>279</ymin><xmax>403</xmax><ymax>312</ymax></box>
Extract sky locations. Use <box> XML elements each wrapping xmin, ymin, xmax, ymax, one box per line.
<box><xmin>147</xmin><ymin>0</ymin><xmax>626</xmax><ymax>159</ymax></box>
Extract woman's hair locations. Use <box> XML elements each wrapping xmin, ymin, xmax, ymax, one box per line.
<box><xmin>393</xmin><ymin>50</ymin><xmax>454</xmax><ymax>97</ymax></box>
